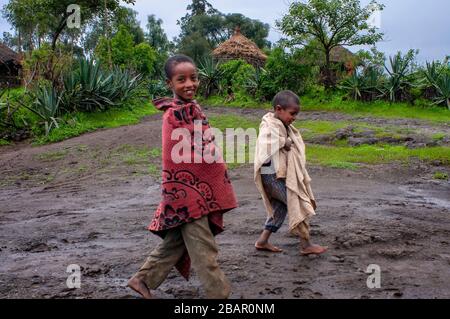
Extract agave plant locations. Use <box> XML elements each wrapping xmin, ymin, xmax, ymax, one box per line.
<box><xmin>27</xmin><ymin>86</ymin><xmax>63</xmax><ymax>135</ymax></box>
<box><xmin>62</xmin><ymin>59</ymin><xmax>144</xmax><ymax>112</ymax></box>
<box><xmin>422</xmin><ymin>61</ymin><xmax>450</xmax><ymax>109</ymax></box>
<box><xmin>382</xmin><ymin>50</ymin><xmax>416</xmax><ymax>102</ymax></box>
<box><xmin>339</xmin><ymin>71</ymin><xmax>363</xmax><ymax>100</ymax></box>
<box><xmin>245</xmin><ymin>67</ymin><xmax>267</xmax><ymax>100</ymax></box>
<box><xmin>148</xmin><ymin>78</ymin><xmax>171</xmax><ymax>99</ymax></box>
<box><xmin>339</xmin><ymin>66</ymin><xmax>384</xmax><ymax>101</ymax></box>
<box><xmin>198</xmin><ymin>57</ymin><xmax>223</xmax><ymax>98</ymax></box>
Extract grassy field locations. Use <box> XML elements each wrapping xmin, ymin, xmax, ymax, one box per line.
<box><xmin>201</xmin><ymin>94</ymin><xmax>450</xmax><ymax>124</ymax></box>
<box><xmin>33</xmin><ymin>101</ymin><xmax>158</xmax><ymax>145</ymax></box>
<box><xmin>208</xmin><ymin>113</ymin><xmax>450</xmax><ymax>169</ymax></box>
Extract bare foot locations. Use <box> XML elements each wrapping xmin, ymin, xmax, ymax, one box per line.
<box><xmin>127</xmin><ymin>276</ymin><xmax>153</xmax><ymax>299</ymax></box>
<box><xmin>300</xmin><ymin>245</ymin><xmax>328</xmax><ymax>256</ymax></box>
<box><xmin>255</xmin><ymin>242</ymin><xmax>283</xmax><ymax>253</ymax></box>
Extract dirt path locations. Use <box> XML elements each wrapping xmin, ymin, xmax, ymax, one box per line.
<box><xmin>0</xmin><ymin>110</ymin><xmax>449</xmax><ymax>299</ymax></box>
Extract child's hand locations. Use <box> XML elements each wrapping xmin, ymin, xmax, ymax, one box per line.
<box><xmin>284</xmin><ymin>138</ymin><xmax>292</xmax><ymax>151</ymax></box>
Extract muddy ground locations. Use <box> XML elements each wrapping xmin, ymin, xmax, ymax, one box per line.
<box><xmin>0</xmin><ymin>107</ymin><xmax>449</xmax><ymax>299</ymax></box>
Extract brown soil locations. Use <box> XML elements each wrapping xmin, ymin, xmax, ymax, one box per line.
<box><xmin>0</xmin><ymin>109</ymin><xmax>449</xmax><ymax>299</ymax></box>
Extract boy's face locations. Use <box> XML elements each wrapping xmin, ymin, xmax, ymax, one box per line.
<box><xmin>167</xmin><ymin>62</ymin><xmax>199</xmax><ymax>102</ymax></box>
<box><xmin>274</xmin><ymin>104</ymin><xmax>300</xmax><ymax>126</ymax></box>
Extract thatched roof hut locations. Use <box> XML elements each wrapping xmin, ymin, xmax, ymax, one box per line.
<box><xmin>0</xmin><ymin>43</ymin><xmax>22</xmax><ymax>87</ymax></box>
<box><xmin>212</xmin><ymin>27</ymin><xmax>267</xmax><ymax>68</ymax></box>
<box><xmin>329</xmin><ymin>46</ymin><xmax>358</xmax><ymax>75</ymax></box>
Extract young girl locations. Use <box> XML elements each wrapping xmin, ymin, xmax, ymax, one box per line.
<box><xmin>128</xmin><ymin>55</ymin><xmax>238</xmax><ymax>299</ymax></box>
<box><xmin>254</xmin><ymin>90</ymin><xmax>327</xmax><ymax>255</ymax></box>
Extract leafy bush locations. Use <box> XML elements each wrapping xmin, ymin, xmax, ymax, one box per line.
<box><xmin>258</xmin><ymin>47</ymin><xmax>318</xmax><ymax>101</ymax></box>
<box><xmin>218</xmin><ymin>59</ymin><xmax>255</xmax><ymax>98</ymax></box>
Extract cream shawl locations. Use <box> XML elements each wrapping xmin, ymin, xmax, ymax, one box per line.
<box><xmin>254</xmin><ymin>112</ymin><xmax>316</xmax><ymax>234</ymax></box>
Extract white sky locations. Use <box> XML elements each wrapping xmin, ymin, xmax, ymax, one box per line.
<box><xmin>1</xmin><ymin>0</ymin><xmax>449</xmax><ymax>63</ymax></box>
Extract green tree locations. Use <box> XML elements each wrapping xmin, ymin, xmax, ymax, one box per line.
<box><xmin>82</xmin><ymin>5</ymin><xmax>144</xmax><ymax>56</ymax></box>
<box><xmin>145</xmin><ymin>15</ymin><xmax>171</xmax><ymax>54</ymax></box>
<box><xmin>132</xmin><ymin>43</ymin><xmax>157</xmax><ymax>75</ymax></box>
<box><xmin>176</xmin><ymin>1</ymin><xmax>271</xmax><ymax>62</ymax></box>
<box><xmin>277</xmin><ymin>0</ymin><xmax>384</xmax><ymax>88</ymax></box>
<box><xmin>259</xmin><ymin>47</ymin><xmax>317</xmax><ymax>99</ymax></box>
<box><xmin>2</xmin><ymin>0</ymin><xmax>136</xmax><ymax>52</ymax></box>
<box><xmin>224</xmin><ymin>13</ymin><xmax>270</xmax><ymax>49</ymax></box>
<box><xmin>96</xmin><ymin>25</ymin><xmax>134</xmax><ymax>69</ymax></box>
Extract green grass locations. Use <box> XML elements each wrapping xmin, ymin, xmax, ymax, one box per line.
<box><xmin>432</xmin><ymin>133</ymin><xmax>447</xmax><ymax>141</ymax></box>
<box><xmin>0</xmin><ymin>139</ymin><xmax>11</xmax><ymax>146</ymax></box>
<box><xmin>199</xmin><ymin>95</ymin><xmax>271</xmax><ymax>109</ymax></box>
<box><xmin>307</xmin><ymin>145</ymin><xmax>450</xmax><ymax>167</ymax></box>
<box><xmin>209</xmin><ymin>114</ymin><xmax>260</xmax><ymax>131</ymax></box>
<box><xmin>148</xmin><ymin>164</ymin><xmax>160</xmax><ymax>177</ymax></box>
<box><xmin>33</xmin><ymin>100</ymin><xmax>158</xmax><ymax>145</ymax></box>
<box><xmin>35</xmin><ymin>150</ymin><xmax>69</xmax><ymax>161</ymax></box>
<box><xmin>300</xmin><ymin>95</ymin><xmax>450</xmax><ymax>124</ymax></box>
<box><xmin>433</xmin><ymin>172</ymin><xmax>449</xmax><ymax>180</ymax></box>
<box><xmin>111</xmin><ymin>145</ymin><xmax>161</xmax><ymax>166</ymax></box>
<box><xmin>201</xmin><ymin>93</ymin><xmax>450</xmax><ymax>124</ymax></box>
<box><xmin>207</xmin><ymin>113</ymin><xmax>450</xmax><ymax>169</ymax></box>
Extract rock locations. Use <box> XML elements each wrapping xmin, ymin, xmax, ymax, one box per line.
<box><xmin>335</xmin><ymin>126</ymin><xmax>355</xmax><ymax>140</ymax></box>
<box><xmin>348</xmin><ymin>137</ymin><xmax>379</xmax><ymax>146</ymax></box>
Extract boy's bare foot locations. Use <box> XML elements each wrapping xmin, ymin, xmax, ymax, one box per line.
<box><xmin>255</xmin><ymin>242</ymin><xmax>283</xmax><ymax>253</ymax></box>
<box><xmin>127</xmin><ymin>276</ymin><xmax>153</xmax><ymax>299</ymax></box>
<box><xmin>300</xmin><ymin>244</ymin><xmax>328</xmax><ymax>256</ymax></box>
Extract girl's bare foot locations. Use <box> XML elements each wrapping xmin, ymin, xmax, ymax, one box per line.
<box><xmin>300</xmin><ymin>244</ymin><xmax>328</xmax><ymax>256</ymax></box>
<box><xmin>255</xmin><ymin>242</ymin><xmax>283</xmax><ymax>253</ymax></box>
<box><xmin>127</xmin><ymin>276</ymin><xmax>153</xmax><ymax>299</ymax></box>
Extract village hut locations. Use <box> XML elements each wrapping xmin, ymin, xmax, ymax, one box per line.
<box><xmin>212</xmin><ymin>27</ymin><xmax>267</xmax><ymax>68</ymax></box>
<box><xmin>329</xmin><ymin>46</ymin><xmax>358</xmax><ymax>75</ymax></box>
<box><xmin>0</xmin><ymin>43</ymin><xmax>22</xmax><ymax>87</ymax></box>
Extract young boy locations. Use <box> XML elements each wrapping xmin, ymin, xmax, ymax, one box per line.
<box><xmin>128</xmin><ymin>55</ymin><xmax>237</xmax><ymax>299</ymax></box>
<box><xmin>254</xmin><ymin>90</ymin><xmax>327</xmax><ymax>255</ymax></box>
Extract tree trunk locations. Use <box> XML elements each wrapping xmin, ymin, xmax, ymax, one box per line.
<box><xmin>51</xmin><ymin>14</ymin><xmax>70</xmax><ymax>51</ymax></box>
<box><xmin>104</xmin><ymin>0</ymin><xmax>113</xmax><ymax>70</ymax></box>
<box><xmin>324</xmin><ymin>49</ymin><xmax>333</xmax><ymax>89</ymax></box>
<box><xmin>18</xmin><ymin>30</ymin><xmax>22</xmax><ymax>54</ymax></box>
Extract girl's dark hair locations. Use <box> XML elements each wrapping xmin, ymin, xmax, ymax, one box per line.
<box><xmin>272</xmin><ymin>90</ymin><xmax>300</xmax><ymax>109</ymax></box>
<box><xmin>164</xmin><ymin>54</ymin><xmax>196</xmax><ymax>79</ymax></box>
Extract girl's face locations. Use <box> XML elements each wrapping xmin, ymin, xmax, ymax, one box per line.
<box><xmin>167</xmin><ymin>62</ymin><xmax>199</xmax><ymax>102</ymax></box>
<box><xmin>274</xmin><ymin>104</ymin><xmax>300</xmax><ymax>126</ymax></box>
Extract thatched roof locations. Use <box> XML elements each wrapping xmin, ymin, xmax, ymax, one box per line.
<box><xmin>212</xmin><ymin>27</ymin><xmax>267</xmax><ymax>67</ymax></box>
<box><xmin>330</xmin><ymin>46</ymin><xmax>356</xmax><ymax>63</ymax></box>
<box><xmin>0</xmin><ymin>43</ymin><xmax>21</xmax><ymax>66</ymax></box>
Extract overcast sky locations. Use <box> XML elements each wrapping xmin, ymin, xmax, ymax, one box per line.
<box><xmin>1</xmin><ymin>0</ymin><xmax>449</xmax><ymax>63</ymax></box>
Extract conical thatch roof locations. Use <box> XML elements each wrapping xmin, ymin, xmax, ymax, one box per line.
<box><xmin>0</xmin><ymin>43</ymin><xmax>21</xmax><ymax>65</ymax></box>
<box><xmin>213</xmin><ymin>27</ymin><xmax>267</xmax><ymax>67</ymax></box>
<box><xmin>330</xmin><ymin>46</ymin><xmax>355</xmax><ymax>63</ymax></box>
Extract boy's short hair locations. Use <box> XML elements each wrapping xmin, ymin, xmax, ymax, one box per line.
<box><xmin>164</xmin><ymin>54</ymin><xmax>196</xmax><ymax>79</ymax></box>
<box><xmin>272</xmin><ymin>90</ymin><xmax>300</xmax><ymax>109</ymax></box>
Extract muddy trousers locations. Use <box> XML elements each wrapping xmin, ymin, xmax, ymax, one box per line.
<box><xmin>135</xmin><ymin>216</ymin><xmax>230</xmax><ymax>299</ymax></box>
